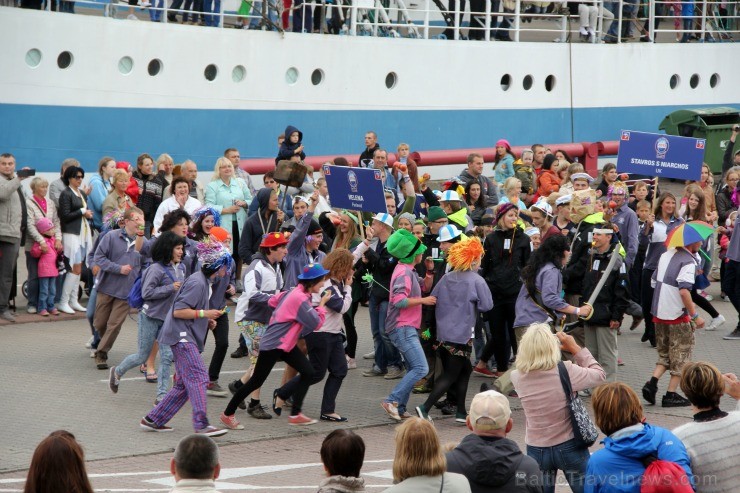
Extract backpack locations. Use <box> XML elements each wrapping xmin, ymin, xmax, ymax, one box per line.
<box><xmin>127</xmin><ymin>263</ymin><xmax>176</xmax><ymax>310</ymax></box>
<box><xmin>514</xmin><ymin>161</ymin><xmax>536</xmax><ymax>194</ymax></box>
<box><xmin>640</xmin><ymin>455</ymin><xmax>693</xmax><ymax>493</ymax></box>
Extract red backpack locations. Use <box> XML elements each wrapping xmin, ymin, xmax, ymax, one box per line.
<box><xmin>640</xmin><ymin>455</ymin><xmax>693</xmax><ymax>493</ymax></box>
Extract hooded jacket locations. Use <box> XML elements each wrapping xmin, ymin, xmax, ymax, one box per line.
<box><xmin>446</xmin><ymin>434</ymin><xmax>543</xmax><ymax>493</ymax></box>
<box><xmin>235</xmin><ymin>252</ymin><xmax>283</xmax><ymax>324</ymax></box>
<box><xmin>276</xmin><ymin>125</ymin><xmax>305</xmax><ymax>164</ymax></box>
<box><xmin>432</xmin><ymin>270</ymin><xmax>493</xmax><ymax>344</ymax></box>
<box><xmin>239</xmin><ymin>188</ymin><xmax>280</xmax><ymax>265</ymax></box>
<box><xmin>359</xmin><ymin>142</ymin><xmax>380</xmax><ymax>168</ymax></box>
<box><xmin>585</xmin><ymin>423</ymin><xmax>693</xmax><ymax>493</ymax></box>
<box><xmin>481</xmin><ymin>226</ymin><xmax>531</xmax><ymax>303</ymax></box>
<box><xmin>562</xmin><ymin>212</ymin><xmax>604</xmax><ymax>296</ymax></box>
<box><xmin>460</xmin><ymin>169</ymin><xmax>499</xmax><ymax>206</ymax></box>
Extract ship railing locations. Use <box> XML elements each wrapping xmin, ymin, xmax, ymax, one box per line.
<box><xmin>646</xmin><ymin>0</ymin><xmax>739</xmax><ymax>43</ymax></box>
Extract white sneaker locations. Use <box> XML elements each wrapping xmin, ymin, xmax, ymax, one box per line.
<box><xmin>127</xmin><ymin>13</ymin><xmax>138</xmax><ymax>19</ymax></box>
<box><xmin>346</xmin><ymin>357</ymin><xmax>357</xmax><ymax>369</ymax></box>
<box><xmin>706</xmin><ymin>314</ymin><xmax>726</xmax><ymax>331</ymax></box>
<box><xmin>69</xmin><ymin>299</ymin><xmax>86</xmax><ymax>312</ymax></box>
<box><xmin>57</xmin><ymin>302</ymin><xmax>75</xmax><ymax>315</ymax></box>
<box><xmin>27</xmin><ymin>306</ymin><xmax>37</xmax><ymax>314</ymax></box>
<box><xmin>85</xmin><ymin>336</ymin><xmax>94</xmax><ymax>349</ymax></box>
<box><xmin>138</xmin><ymin>0</ymin><xmax>151</xmax><ymax>6</ymax></box>
<box><xmin>90</xmin><ymin>350</ymin><xmax>96</xmax><ymax>358</ymax></box>
<box><xmin>362</xmin><ymin>351</ymin><xmax>375</xmax><ymax>360</ymax></box>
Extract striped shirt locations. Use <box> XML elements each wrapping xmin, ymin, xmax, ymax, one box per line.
<box><xmin>651</xmin><ymin>248</ymin><xmax>696</xmax><ymax>321</ymax></box>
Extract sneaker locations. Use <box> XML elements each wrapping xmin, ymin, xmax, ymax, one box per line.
<box><xmin>85</xmin><ymin>336</ymin><xmax>94</xmax><ymax>348</ymax></box>
<box><xmin>723</xmin><ymin>328</ymin><xmax>740</xmax><ymax>340</ymax></box>
<box><xmin>196</xmin><ymin>425</ymin><xmax>228</xmax><ymax>437</ymax></box>
<box><xmin>440</xmin><ymin>402</ymin><xmax>455</xmax><ymax>415</ymax></box>
<box><xmin>381</xmin><ymin>401</ymin><xmax>401</xmax><ymax>421</ymax></box>
<box><xmin>27</xmin><ymin>306</ymin><xmax>37</xmax><ymax>314</ymax></box>
<box><xmin>220</xmin><ymin>413</ymin><xmax>244</xmax><ymax>430</ymax></box>
<box><xmin>109</xmin><ymin>366</ymin><xmax>120</xmax><ymax>393</ymax></box>
<box><xmin>642</xmin><ymin>380</ymin><xmax>658</xmax><ymax>405</ymax></box>
<box><xmin>39</xmin><ymin>309</ymin><xmax>49</xmax><ymax>317</ymax></box>
<box><xmin>412</xmin><ymin>384</ymin><xmax>432</xmax><ymax>394</ymax></box>
<box><xmin>700</xmin><ymin>291</ymin><xmax>713</xmax><ymax>301</ymax></box>
<box><xmin>50</xmin><ymin>308</ymin><xmax>60</xmax><ymax>316</ymax></box>
<box><xmin>662</xmin><ymin>392</ymin><xmax>691</xmax><ymax>408</ymax></box>
<box><xmin>227</xmin><ymin>380</ymin><xmax>247</xmax><ymax>410</ymax></box>
<box><xmin>384</xmin><ymin>366</ymin><xmax>405</xmax><ymax>380</ymax></box>
<box><xmin>618</xmin><ymin>358</ymin><xmax>625</xmax><ymax>366</ymax></box>
<box><xmin>247</xmin><ymin>403</ymin><xmax>273</xmax><ymax>420</ymax></box>
<box><xmin>154</xmin><ymin>396</ymin><xmax>163</xmax><ymax>405</ymax></box>
<box><xmin>90</xmin><ymin>350</ymin><xmax>96</xmax><ymax>358</ymax></box>
<box><xmin>95</xmin><ymin>352</ymin><xmax>109</xmax><ymax>370</ymax></box>
<box><xmin>473</xmin><ymin>366</ymin><xmax>496</xmax><ymax>377</ymax></box>
<box><xmin>140</xmin><ymin>417</ymin><xmax>173</xmax><ymax>432</ymax></box>
<box><xmin>230</xmin><ymin>346</ymin><xmax>248</xmax><ymax>358</ymax></box>
<box><xmin>706</xmin><ymin>314</ymin><xmax>725</xmax><ymax>331</ymax></box>
<box><xmin>455</xmin><ymin>412</ymin><xmax>468</xmax><ymax>424</ymax></box>
<box><xmin>362</xmin><ymin>350</ymin><xmax>375</xmax><ymax>360</ymax></box>
<box><xmin>362</xmin><ymin>367</ymin><xmax>387</xmax><ymax>377</ymax></box>
<box><xmin>206</xmin><ymin>382</ymin><xmax>228</xmax><ymax>397</ymax></box>
<box><xmin>399</xmin><ymin>411</ymin><xmax>413</xmax><ymax>419</ymax></box>
<box><xmin>346</xmin><ymin>357</ymin><xmax>357</xmax><ymax>369</ymax></box>
<box><xmin>288</xmin><ymin>413</ymin><xmax>317</xmax><ymax>425</ymax></box>
<box><xmin>0</xmin><ymin>310</ymin><xmax>16</xmax><ymax>322</ymax></box>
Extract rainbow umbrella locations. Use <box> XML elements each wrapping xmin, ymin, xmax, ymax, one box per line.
<box><xmin>665</xmin><ymin>221</ymin><xmax>715</xmax><ymax>249</ymax></box>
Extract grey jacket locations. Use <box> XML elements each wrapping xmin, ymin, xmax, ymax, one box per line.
<box><xmin>93</xmin><ymin>229</ymin><xmax>142</xmax><ymax>299</ymax></box>
<box><xmin>49</xmin><ymin>177</ymin><xmax>66</xmax><ymax>208</ymax></box>
<box><xmin>459</xmin><ymin>169</ymin><xmax>499</xmax><ymax>207</ymax></box>
<box><xmin>0</xmin><ymin>175</ymin><xmax>24</xmax><ymax>242</ymax></box>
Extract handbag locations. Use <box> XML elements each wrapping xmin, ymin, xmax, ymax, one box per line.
<box><xmin>556</xmin><ymin>361</ymin><xmax>598</xmax><ymax>447</ymax></box>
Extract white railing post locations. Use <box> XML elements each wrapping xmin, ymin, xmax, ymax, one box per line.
<box><xmin>423</xmin><ymin>0</ymin><xmax>430</xmax><ymax>38</ymax></box>
<box><xmin>350</xmin><ymin>1</ymin><xmax>357</xmax><ymax>34</ymax></box>
<box><xmin>453</xmin><ymin>0</ymin><xmax>460</xmax><ymax>39</ymax></box>
<box><xmin>617</xmin><ymin>0</ymin><xmax>622</xmax><ymax>42</ymax></box>
<box><xmin>700</xmin><ymin>0</ymin><xmax>707</xmax><ymax>40</ymax></box>
<box><xmin>484</xmin><ymin>0</ymin><xmax>491</xmax><ymax>41</ymax></box>
<box><xmin>594</xmin><ymin>0</ymin><xmax>600</xmax><ymax>43</ymax></box>
<box><xmin>163</xmin><ymin>0</ymin><xmax>168</xmax><ymax>22</ymax></box>
<box><xmin>513</xmin><ymin>0</ymin><xmax>520</xmax><ymax>41</ymax></box>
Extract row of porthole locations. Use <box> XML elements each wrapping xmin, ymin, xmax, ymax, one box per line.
<box><xmin>669</xmin><ymin>73</ymin><xmax>721</xmax><ymax>89</ymax></box>
<box><xmin>501</xmin><ymin>74</ymin><xmax>557</xmax><ymax>92</ymax></box>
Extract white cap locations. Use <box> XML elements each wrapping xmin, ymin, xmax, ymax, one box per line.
<box><xmin>440</xmin><ymin>190</ymin><xmax>460</xmax><ymax>202</ymax></box>
<box><xmin>469</xmin><ymin>390</ymin><xmax>511</xmax><ymax>431</ymax></box>
<box><xmin>437</xmin><ymin>224</ymin><xmax>462</xmax><ymax>243</ymax></box>
<box><xmin>555</xmin><ymin>194</ymin><xmax>572</xmax><ymax>206</ymax></box>
<box><xmin>570</xmin><ymin>172</ymin><xmax>594</xmax><ymax>184</ymax></box>
<box><xmin>372</xmin><ymin>213</ymin><xmax>394</xmax><ymax>229</ymax></box>
<box><xmin>524</xmin><ymin>227</ymin><xmax>540</xmax><ymax>237</ymax></box>
<box><xmin>531</xmin><ymin>199</ymin><xmax>553</xmax><ymax>217</ymax></box>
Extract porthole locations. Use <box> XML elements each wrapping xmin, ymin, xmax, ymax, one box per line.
<box><xmin>57</xmin><ymin>51</ymin><xmax>73</xmax><ymax>69</ymax></box>
<box><xmin>25</xmin><ymin>49</ymin><xmax>42</xmax><ymax>68</ymax></box>
<box><xmin>118</xmin><ymin>56</ymin><xmax>133</xmax><ymax>75</ymax></box>
<box><xmin>204</xmin><ymin>64</ymin><xmax>218</xmax><ymax>82</ymax></box>
<box><xmin>385</xmin><ymin>72</ymin><xmax>397</xmax><ymax>89</ymax></box>
<box><xmin>709</xmin><ymin>73</ymin><xmax>719</xmax><ymax>88</ymax></box>
<box><xmin>523</xmin><ymin>75</ymin><xmax>533</xmax><ymax>91</ymax></box>
<box><xmin>669</xmin><ymin>74</ymin><xmax>680</xmax><ymax>89</ymax></box>
<box><xmin>690</xmin><ymin>74</ymin><xmax>700</xmax><ymax>89</ymax></box>
<box><xmin>311</xmin><ymin>69</ymin><xmax>324</xmax><ymax>86</ymax></box>
<box><xmin>232</xmin><ymin>65</ymin><xmax>246</xmax><ymax>82</ymax></box>
<box><xmin>500</xmin><ymin>74</ymin><xmax>511</xmax><ymax>91</ymax></box>
<box><xmin>285</xmin><ymin>67</ymin><xmax>299</xmax><ymax>85</ymax></box>
<box><xmin>545</xmin><ymin>75</ymin><xmax>556</xmax><ymax>92</ymax></box>
<box><xmin>148</xmin><ymin>59</ymin><xmax>163</xmax><ymax>76</ymax></box>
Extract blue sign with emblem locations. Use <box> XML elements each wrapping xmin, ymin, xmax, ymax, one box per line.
<box><xmin>322</xmin><ymin>165</ymin><xmax>388</xmax><ymax>213</ymax></box>
<box><xmin>616</xmin><ymin>130</ymin><xmax>705</xmax><ymax>181</ymax></box>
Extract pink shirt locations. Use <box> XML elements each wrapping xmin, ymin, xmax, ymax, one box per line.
<box><xmin>386</xmin><ymin>263</ymin><xmax>422</xmax><ymax>332</ymax></box>
<box><xmin>511</xmin><ymin>348</ymin><xmax>605</xmax><ymax>447</ymax></box>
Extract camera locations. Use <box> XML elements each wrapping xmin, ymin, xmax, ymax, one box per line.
<box><xmin>17</xmin><ymin>168</ymin><xmax>36</xmax><ymax>178</ymax></box>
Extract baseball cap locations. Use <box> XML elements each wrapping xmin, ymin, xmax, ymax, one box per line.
<box><xmin>260</xmin><ymin>232</ymin><xmax>289</xmax><ymax>248</ymax></box>
<box><xmin>469</xmin><ymin>390</ymin><xmax>511</xmax><ymax>431</ymax></box>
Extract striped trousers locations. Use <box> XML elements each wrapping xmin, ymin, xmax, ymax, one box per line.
<box><xmin>146</xmin><ymin>342</ymin><xmax>210</xmax><ymax>431</ymax></box>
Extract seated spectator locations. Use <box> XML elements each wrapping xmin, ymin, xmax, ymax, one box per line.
<box><xmin>673</xmin><ymin>362</ymin><xmax>740</xmax><ymax>492</ymax></box>
<box><xmin>24</xmin><ymin>430</ymin><xmax>94</xmax><ymax>493</ymax></box>
<box><xmin>446</xmin><ymin>389</ymin><xmax>542</xmax><ymax>493</ymax></box>
<box><xmin>384</xmin><ymin>417</ymin><xmax>471</xmax><ymax>492</ymax></box>
<box><xmin>586</xmin><ymin>382</ymin><xmax>693</xmax><ymax>492</ymax></box>
<box><xmin>318</xmin><ymin>430</ymin><xmax>367</xmax><ymax>493</ymax></box>
<box><xmin>169</xmin><ymin>434</ymin><xmax>221</xmax><ymax>493</ymax></box>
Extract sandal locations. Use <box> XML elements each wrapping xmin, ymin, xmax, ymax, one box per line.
<box><xmin>146</xmin><ymin>372</ymin><xmax>157</xmax><ymax>383</ymax></box>
<box><xmin>139</xmin><ymin>364</ymin><xmax>147</xmax><ymax>374</ymax></box>
<box><xmin>272</xmin><ymin>389</ymin><xmax>282</xmax><ymax>416</ymax></box>
<box><xmin>320</xmin><ymin>414</ymin><xmax>348</xmax><ymax>422</ymax></box>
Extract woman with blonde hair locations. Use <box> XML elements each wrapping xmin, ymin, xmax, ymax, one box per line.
<box><xmin>384</xmin><ymin>418</ymin><xmax>471</xmax><ymax>492</ymax></box>
<box><xmin>511</xmin><ymin>324</ymin><xmax>605</xmax><ymax>493</ymax></box>
<box><xmin>499</xmin><ymin>177</ymin><xmax>527</xmax><ymax>210</ymax></box>
<box><xmin>586</xmin><ymin>382</ymin><xmax>693</xmax><ymax>492</ymax></box>
<box><xmin>559</xmin><ymin>163</ymin><xmax>584</xmax><ymax>194</ymax></box>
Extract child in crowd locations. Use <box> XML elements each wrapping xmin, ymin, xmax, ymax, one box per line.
<box><xmin>276</xmin><ymin>125</ymin><xmax>306</xmax><ymax>164</ymax></box>
<box><xmin>317</xmin><ymin>430</ymin><xmax>366</xmax><ymax>493</ymax></box>
<box><xmin>628</xmin><ymin>180</ymin><xmax>649</xmax><ymax>210</ymax></box>
<box><xmin>524</xmin><ymin>226</ymin><xmax>541</xmax><ymax>250</ymax></box>
<box><xmin>30</xmin><ymin>218</ymin><xmax>60</xmax><ymax>317</ymax></box>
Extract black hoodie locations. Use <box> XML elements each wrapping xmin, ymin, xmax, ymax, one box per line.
<box><xmin>276</xmin><ymin>125</ymin><xmax>305</xmax><ymax>164</ymax></box>
<box><xmin>239</xmin><ymin>188</ymin><xmax>280</xmax><ymax>264</ymax></box>
<box><xmin>446</xmin><ymin>434</ymin><xmax>543</xmax><ymax>493</ymax></box>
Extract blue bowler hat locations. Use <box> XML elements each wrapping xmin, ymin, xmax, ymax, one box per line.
<box><xmin>297</xmin><ymin>263</ymin><xmax>330</xmax><ymax>280</ymax></box>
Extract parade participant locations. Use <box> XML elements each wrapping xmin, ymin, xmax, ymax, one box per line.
<box><xmin>381</xmin><ymin>229</ymin><xmax>436</xmax><ymax>421</ymax></box>
<box><xmin>108</xmin><ymin>232</ymin><xmax>186</xmax><ymax>403</ymax></box>
<box><xmin>439</xmin><ymin>190</ymin><xmax>474</xmax><ymax>235</ymax></box>
<box><xmin>570</xmin><ymin>172</ymin><xmax>594</xmax><ymax>192</ymax></box>
<box><xmin>722</xmin><ymin>209</ymin><xmax>740</xmax><ymax>340</ymax></box>
<box><xmin>238</xmin><ymin>187</ymin><xmax>284</xmax><ymax>267</ymax></box>
<box><xmin>92</xmin><ymin>207</ymin><xmax>146</xmax><ymax>370</ymax></box>
<box><xmin>283</xmin><ymin>190</ymin><xmax>326</xmax><ymax>291</ymax></box>
<box><xmin>595</xmin><ymin>163</ymin><xmax>618</xmax><ymax>198</ymax></box>
<box><xmin>524</xmin><ymin>227</ymin><xmax>541</xmax><ymax>250</ymax></box>
<box><xmin>416</xmin><ymin>238</ymin><xmax>493</xmax><ymax>422</ymax></box>
<box><xmin>642</xmin><ymin>238</ymin><xmax>706</xmax><ymax>408</ymax></box>
<box><xmin>362</xmin><ymin>213</ymin><xmax>404</xmax><ymax>379</ymax></box>
<box><xmin>275</xmin><ymin>249</ymin><xmax>361</xmax><ymax>422</ymax></box>
<box><xmin>605</xmin><ymin>181</ymin><xmax>639</xmax><ymax>269</ymax></box>
<box><xmin>421</xmin><ymin>206</ymin><xmax>448</xmax><ymax>261</ymax></box>
<box><xmin>140</xmin><ymin>241</ymin><xmax>233</xmax><ymax>437</ymax></box>
<box><xmin>639</xmin><ymin>193</ymin><xmax>683</xmax><ymax>347</ymax></box>
<box><xmin>220</xmin><ymin>263</ymin><xmax>331</xmax><ymax>428</ymax></box>
<box><xmin>553</xmin><ymin>194</ymin><xmax>575</xmax><ymax>237</ymax></box>
<box><xmin>475</xmin><ymin>203</ymin><xmax>530</xmax><ymax>378</ymax></box>
<box><xmin>228</xmin><ymin>232</ymin><xmax>288</xmax><ymax>417</ymax></box>
<box><xmin>529</xmin><ymin>199</ymin><xmax>560</xmax><ymax>242</ymax></box>
<box><xmin>141</xmin><ymin>209</ymin><xmax>199</xmax><ymax>275</ymax></box>
<box><xmin>580</xmin><ymin>223</ymin><xmax>630</xmax><ymax>384</ymax></box>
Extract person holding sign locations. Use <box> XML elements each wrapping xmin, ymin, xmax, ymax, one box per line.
<box><xmin>283</xmin><ymin>191</ymin><xmax>326</xmax><ymax>291</ymax></box>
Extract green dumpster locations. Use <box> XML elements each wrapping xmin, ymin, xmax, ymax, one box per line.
<box><xmin>659</xmin><ymin>107</ymin><xmax>740</xmax><ymax>174</ymax></box>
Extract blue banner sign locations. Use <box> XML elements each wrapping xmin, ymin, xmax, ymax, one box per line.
<box><xmin>616</xmin><ymin>130</ymin><xmax>705</xmax><ymax>181</ymax></box>
<box><xmin>322</xmin><ymin>165</ymin><xmax>388</xmax><ymax>213</ymax></box>
<box><xmin>413</xmin><ymin>193</ymin><xmax>428</xmax><ymax>218</ymax></box>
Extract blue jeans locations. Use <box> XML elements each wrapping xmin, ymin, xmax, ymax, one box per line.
<box><xmin>25</xmin><ymin>251</ymin><xmax>39</xmax><ymax>309</ymax></box>
<box><xmin>157</xmin><ymin>343</ymin><xmax>174</xmax><ymax>400</ymax></box>
<box><xmin>526</xmin><ymin>438</ymin><xmax>590</xmax><ymax>493</ymax></box>
<box><xmin>117</xmin><ymin>312</ymin><xmax>164</xmax><ymax>377</ymax></box>
<box><xmin>386</xmin><ymin>327</ymin><xmax>428</xmax><ymax>414</ymax></box>
<box><xmin>369</xmin><ymin>296</ymin><xmax>401</xmax><ymax>372</ymax></box>
<box><xmin>202</xmin><ymin>0</ymin><xmax>221</xmax><ymax>26</ymax></box>
<box><xmin>248</xmin><ymin>0</ymin><xmax>278</xmax><ymax>27</ymax></box>
<box><xmin>149</xmin><ymin>0</ymin><xmax>164</xmax><ymax>21</ymax></box>
<box><xmin>86</xmin><ymin>286</ymin><xmax>101</xmax><ymax>347</ymax></box>
<box><xmin>38</xmin><ymin>277</ymin><xmax>56</xmax><ymax>312</ymax></box>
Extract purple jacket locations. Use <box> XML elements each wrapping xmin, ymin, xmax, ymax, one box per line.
<box><xmin>432</xmin><ymin>271</ymin><xmax>493</xmax><ymax>345</ymax></box>
<box><xmin>158</xmin><ymin>271</ymin><xmax>211</xmax><ymax>352</ymax></box>
<box><xmin>93</xmin><ymin>229</ymin><xmax>142</xmax><ymax>299</ymax></box>
<box><xmin>141</xmin><ymin>262</ymin><xmax>186</xmax><ymax>322</ymax></box>
<box><xmin>260</xmin><ymin>284</ymin><xmax>326</xmax><ymax>352</ymax></box>
<box><xmin>514</xmin><ymin>262</ymin><xmax>570</xmax><ymax>328</ymax></box>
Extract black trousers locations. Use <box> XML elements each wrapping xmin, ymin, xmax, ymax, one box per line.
<box><xmin>423</xmin><ymin>348</ymin><xmax>471</xmax><ymax>413</ymax></box>
<box><xmin>225</xmin><ymin>346</ymin><xmax>314</xmax><ymax>416</ymax></box>
<box><xmin>205</xmin><ymin>313</ymin><xmax>229</xmax><ymax>382</ymax></box>
<box><xmin>343</xmin><ymin>299</ymin><xmax>360</xmax><ymax>358</ymax></box>
<box><xmin>483</xmin><ymin>302</ymin><xmax>517</xmax><ymax>372</ymax></box>
<box><xmin>640</xmin><ymin>269</ymin><xmax>656</xmax><ymax>345</ymax></box>
<box><xmin>278</xmin><ymin>332</ymin><xmax>347</xmax><ymax>414</ymax></box>
<box><xmin>691</xmin><ymin>288</ymin><xmax>719</xmax><ymax>319</ymax></box>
